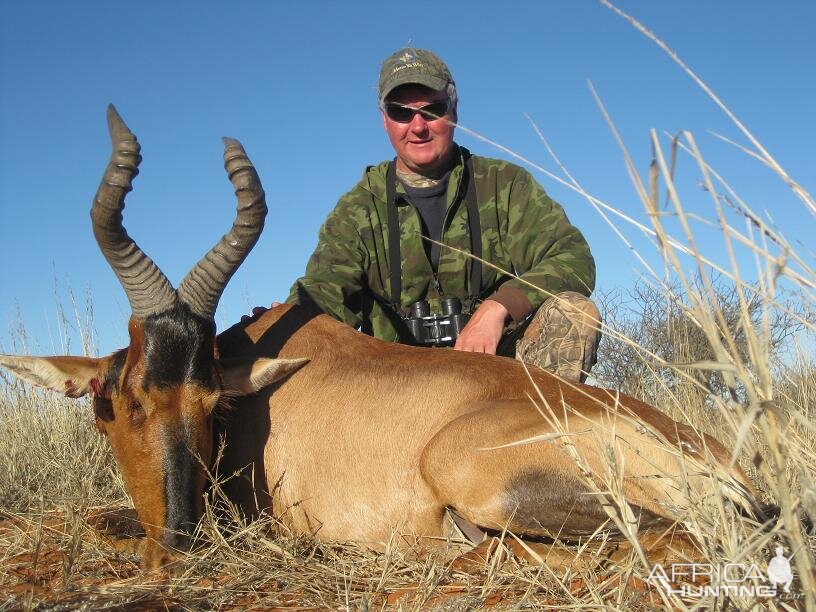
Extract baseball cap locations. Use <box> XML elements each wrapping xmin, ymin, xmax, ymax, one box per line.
<box><xmin>378</xmin><ymin>48</ymin><xmax>454</xmax><ymax>105</ymax></box>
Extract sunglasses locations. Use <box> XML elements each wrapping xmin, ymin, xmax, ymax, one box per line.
<box><xmin>383</xmin><ymin>100</ymin><xmax>450</xmax><ymax>123</ymax></box>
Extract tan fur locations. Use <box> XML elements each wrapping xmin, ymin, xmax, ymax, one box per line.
<box><xmin>214</xmin><ymin>304</ymin><xmax>757</xmax><ymax>557</ymax></box>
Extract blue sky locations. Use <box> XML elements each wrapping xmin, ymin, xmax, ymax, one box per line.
<box><xmin>1</xmin><ymin>1</ymin><xmax>814</xmax><ymax>355</ymax></box>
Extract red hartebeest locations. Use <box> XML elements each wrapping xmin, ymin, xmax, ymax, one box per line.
<box><xmin>0</xmin><ymin>108</ymin><xmax>759</xmax><ymax>569</ymax></box>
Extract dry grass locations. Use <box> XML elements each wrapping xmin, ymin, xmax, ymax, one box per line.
<box><xmin>3</xmin><ymin>3</ymin><xmax>816</xmax><ymax>609</ymax></box>
<box><xmin>0</xmin><ymin>503</ymin><xmax>667</xmax><ymax>609</ymax></box>
<box><xmin>0</xmin><ymin>392</ymin><xmax>125</xmax><ymax>515</ymax></box>
<box><xmin>0</xmin><ymin>384</ymin><xmax>678</xmax><ymax>609</ymax></box>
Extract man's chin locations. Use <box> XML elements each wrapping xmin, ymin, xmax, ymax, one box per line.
<box><xmin>398</xmin><ymin>145</ymin><xmax>455</xmax><ymax>176</ymax></box>
<box><xmin>404</xmin><ymin>154</ymin><xmax>446</xmax><ymax>173</ymax></box>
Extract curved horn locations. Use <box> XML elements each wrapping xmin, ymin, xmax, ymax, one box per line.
<box><xmin>91</xmin><ymin>105</ymin><xmax>177</xmax><ymax>319</ymax></box>
<box><xmin>176</xmin><ymin>138</ymin><xmax>267</xmax><ymax>320</ymax></box>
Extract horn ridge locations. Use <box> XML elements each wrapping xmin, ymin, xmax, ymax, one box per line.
<box><xmin>177</xmin><ymin>138</ymin><xmax>267</xmax><ymax>320</ymax></box>
<box><xmin>91</xmin><ymin>105</ymin><xmax>177</xmax><ymax>319</ymax></box>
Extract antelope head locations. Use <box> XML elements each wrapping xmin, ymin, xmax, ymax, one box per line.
<box><xmin>0</xmin><ymin>106</ymin><xmax>306</xmax><ymax>567</ymax></box>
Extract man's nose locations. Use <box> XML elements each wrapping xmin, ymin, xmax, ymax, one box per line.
<box><xmin>409</xmin><ymin>113</ymin><xmax>429</xmax><ymax>132</ymax></box>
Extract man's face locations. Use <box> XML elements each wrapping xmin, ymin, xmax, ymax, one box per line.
<box><xmin>381</xmin><ymin>85</ymin><xmax>456</xmax><ymax>176</ymax></box>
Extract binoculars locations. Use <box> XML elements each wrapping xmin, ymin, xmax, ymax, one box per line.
<box><xmin>403</xmin><ymin>297</ymin><xmax>470</xmax><ymax>346</ymax></box>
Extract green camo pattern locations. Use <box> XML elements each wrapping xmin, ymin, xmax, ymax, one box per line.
<box><xmin>286</xmin><ymin>146</ymin><xmax>595</xmax><ymax>342</ymax></box>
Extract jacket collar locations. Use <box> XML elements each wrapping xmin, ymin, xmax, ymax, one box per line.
<box><xmin>367</xmin><ymin>144</ymin><xmax>469</xmax><ymax>205</ymax></box>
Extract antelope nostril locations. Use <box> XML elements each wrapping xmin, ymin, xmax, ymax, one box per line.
<box><xmin>163</xmin><ymin>528</ymin><xmax>194</xmax><ymax>552</ymax></box>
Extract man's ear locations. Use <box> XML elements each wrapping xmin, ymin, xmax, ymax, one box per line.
<box><xmin>0</xmin><ymin>355</ymin><xmax>107</xmax><ymax>398</ymax></box>
<box><xmin>220</xmin><ymin>357</ymin><xmax>309</xmax><ymax>396</ymax></box>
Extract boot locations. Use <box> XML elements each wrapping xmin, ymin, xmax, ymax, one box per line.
<box><xmin>514</xmin><ymin>292</ymin><xmax>601</xmax><ymax>383</ymax></box>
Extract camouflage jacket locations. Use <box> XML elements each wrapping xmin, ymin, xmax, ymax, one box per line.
<box><xmin>287</xmin><ymin>145</ymin><xmax>595</xmax><ymax>342</ymax></box>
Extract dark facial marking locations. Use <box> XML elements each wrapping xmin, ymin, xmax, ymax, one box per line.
<box><xmin>142</xmin><ymin>302</ymin><xmax>217</xmax><ymax>390</ymax></box>
<box><xmin>162</xmin><ymin>432</ymin><xmax>200</xmax><ymax>551</ymax></box>
<box><xmin>97</xmin><ymin>347</ymin><xmax>129</xmax><ymax>395</ymax></box>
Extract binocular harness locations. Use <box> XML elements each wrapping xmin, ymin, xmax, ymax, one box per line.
<box><xmin>385</xmin><ymin>155</ymin><xmax>482</xmax><ymax>349</ymax></box>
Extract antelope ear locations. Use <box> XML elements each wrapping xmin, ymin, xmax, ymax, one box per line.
<box><xmin>0</xmin><ymin>355</ymin><xmax>106</xmax><ymax>398</ymax></box>
<box><xmin>220</xmin><ymin>357</ymin><xmax>309</xmax><ymax>395</ymax></box>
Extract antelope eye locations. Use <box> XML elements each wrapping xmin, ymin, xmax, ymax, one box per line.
<box><xmin>121</xmin><ymin>395</ymin><xmax>147</xmax><ymax>422</ymax></box>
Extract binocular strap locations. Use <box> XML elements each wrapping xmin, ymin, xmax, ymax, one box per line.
<box><xmin>386</xmin><ymin>155</ymin><xmax>482</xmax><ymax>313</ymax></box>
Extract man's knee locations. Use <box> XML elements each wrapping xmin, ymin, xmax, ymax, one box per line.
<box><xmin>514</xmin><ymin>292</ymin><xmax>602</xmax><ymax>383</ymax></box>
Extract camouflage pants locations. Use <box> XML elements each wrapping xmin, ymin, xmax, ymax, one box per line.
<box><xmin>496</xmin><ymin>292</ymin><xmax>601</xmax><ymax>383</ymax></box>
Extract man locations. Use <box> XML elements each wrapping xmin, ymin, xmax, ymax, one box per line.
<box><xmin>283</xmin><ymin>48</ymin><xmax>601</xmax><ymax>382</ymax></box>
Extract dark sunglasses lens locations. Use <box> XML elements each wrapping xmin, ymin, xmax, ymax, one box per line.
<box><xmin>385</xmin><ymin>104</ymin><xmax>414</xmax><ymax>123</ymax></box>
<box><xmin>417</xmin><ymin>102</ymin><xmax>448</xmax><ymax>121</ymax></box>
<box><xmin>385</xmin><ymin>101</ymin><xmax>449</xmax><ymax>123</ymax></box>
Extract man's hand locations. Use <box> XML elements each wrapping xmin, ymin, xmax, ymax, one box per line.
<box><xmin>453</xmin><ymin>300</ymin><xmax>509</xmax><ymax>355</ymax></box>
<box><xmin>241</xmin><ymin>302</ymin><xmax>282</xmax><ymax>323</ymax></box>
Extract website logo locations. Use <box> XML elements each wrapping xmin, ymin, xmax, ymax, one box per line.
<box><xmin>647</xmin><ymin>546</ymin><xmax>802</xmax><ymax>600</ymax></box>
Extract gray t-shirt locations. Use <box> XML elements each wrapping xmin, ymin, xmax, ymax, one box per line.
<box><xmin>402</xmin><ymin>171</ymin><xmax>451</xmax><ymax>271</ymax></box>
